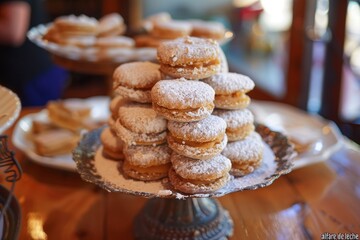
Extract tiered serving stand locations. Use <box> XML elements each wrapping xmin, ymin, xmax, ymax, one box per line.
<box><xmin>28</xmin><ymin>22</ymin><xmax>296</xmax><ymax>239</ymax></box>
<box><xmin>0</xmin><ymin>86</ymin><xmax>22</xmax><ymax>239</ymax></box>
<box><xmin>73</xmin><ymin>124</ymin><xmax>295</xmax><ymax>239</ymax></box>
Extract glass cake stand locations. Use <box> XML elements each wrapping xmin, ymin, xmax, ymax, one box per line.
<box><xmin>73</xmin><ymin>124</ymin><xmax>295</xmax><ymax>239</ymax></box>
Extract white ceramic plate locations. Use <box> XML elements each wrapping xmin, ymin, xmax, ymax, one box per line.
<box><xmin>12</xmin><ymin>96</ymin><xmax>110</xmax><ymax>171</ymax></box>
<box><xmin>0</xmin><ymin>86</ymin><xmax>21</xmax><ymax>134</ymax></box>
<box><xmin>27</xmin><ymin>23</ymin><xmax>157</xmax><ymax>63</ymax></box>
<box><xmin>250</xmin><ymin>100</ymin><xmax>343</xmax><ymax>169</ymax></box>
<box><xmin>13</xmin><ymin>98</ymin><xmax>343</xmax><ymax>171</ymax></box>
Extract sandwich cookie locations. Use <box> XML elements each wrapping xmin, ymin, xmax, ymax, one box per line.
<box><xmin>113</xmin><ymin>61</ymin><xmax>162</xmax><ymax>103</ymax></box>
<box><xmin>100</xmin><ymin>127</ymin><xmax>124</xmax><ymax>160</ymax></box>
<box><xmin>151</xmin><ymin>20</ymin><xmax>192</xmax><ymax>39</ymax></box>
<box><xmin>222</xmin><ymin>132</ymin><xmax>264</xmax><ymax>177</ymax></box>
<box><xmin>122</xmin><ymin>144</ymin><xmax>172</xmax><ymax>181</ymax></box>
<box><xmin>157</xmin><ymin>36</ymin><xmax>221</xmax><ymax>79</ymax></box>
<box><xmin>151</xmin><ymin>78</ymin><xmax>215</xmax><ymax>122</ymax></box>
<box><xmin>114</xmin><ymin>103</ymin><xmax>167</xmax><ymax>146</ymax></box>
<box><xmin>95</xmin><ymin>36</ymin><xmax>135</xmax><ymax>48</ymax></box>
<box><xmin>96</xmin><ymin>13</ymin><xmax>126</xmax><ymax>37</ymax></box>
<box><xmin>190</xmin><ymin>20</ymin><xmax>226</xmax><ymax>41</ymax></box>
<box><xmin>202</xmin><ymin>72</ymin><xmax>255</xmax><ymax>109</ymax></box>
<box><xmin>167</xmin><ymin>115</ymin><xmax>228</xmax><ymax>160</ymax></box>
<box><xmin>168</xmin><ymin>153</ymin><xmax>231</xmax><ymax>194</ymax></box>
<box><xmin>108</xmin><ymin>96</ymin><xmax>127</xmax><ymax>132</ymax></box>
<box><xmin>54</xmin><ymin>15</ymin><xmax>98</xmax><ymax>36</ymax></box>
<box><xmin>213</xmin><ymin>108</ymin><xmax>255</xmax><ymax>141</ymax></box>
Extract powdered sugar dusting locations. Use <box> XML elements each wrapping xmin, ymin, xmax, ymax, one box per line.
<box><xmin>151</xmin><ymin>78</ymin><xmax>215</xmax><ymax>109</ymax></box>
<box><xmin>114</xmin><ymin>85</ymin><xmax>152</xmax><ymax>103</ymax></box>
<box><xmin>124</xmin><ymin>144</ymin><xmax>172</xmax><ymax>166</ymax></box>
<box><xmin>213</xmin><ymin>109</ymin><xmax>254</xmax><ymax>128</ymax></box>
<box><xmin>169</xmin><ymin>135</ymin><xmax>228</xmax><ymax>160</ymax></box>
<box><xmin>171</xmin><ymin>153</ymin><xmax>231</xmax><ymax>180</ymax></box>
<box><xmin>222</xmin><ymin>132</ymin><xmax>263</xmax><ymax>162</ymax></box>
<box><xmin>113</xmin><ymin>61</ymin><xmax>161</xmax><ymax>89</ymax></box>
<box><xmin>110</xmin><ymin>95</ymin><xmax>127</xmax><ymax>116</ymax></box>
<box><xmin>115</xmin><ymin>119</ymin><xmax>167</xmax><ymax>146</ymax></box>
<box><xmin>202</xmin><ymin>72</ymin><xmax>255</xmax><ymax>94</ymax></box>
<box><xmin>119</xmin><ymin>103</ymin><xmax>167</xmax><ymax>134</ymax></box>
<box><xmin>168</xmin><ymin>115</ymin><xmax>226</xmax><ymax>141</ymax></box>
<box><xmin>157</xmin><ymin>36</ymin><xmax>220</xmax><ymax>65</ymax></box>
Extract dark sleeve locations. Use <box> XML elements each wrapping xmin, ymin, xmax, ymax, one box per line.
<box><xmin>0</xmin><ymin>0</ymin><xmax>28</xmax><ymax>4</ymax></box>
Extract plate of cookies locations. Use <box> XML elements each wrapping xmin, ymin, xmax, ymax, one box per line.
<box><xmin>0</xmin><ymin>86</ymin><xmax>21</xmax><ymax>134</ymax></box>
<box><xmin>12</xmin><ymin>96</ymin><xmax>110</xmax><ymax>171</ymax></box>
<box><xmin>27</xmin><ymin>13</ymin><xmax>157</xmax><ymax>65</ymax></box>
<box><xmin>74</xmin><ymin>36</ymin><xmax>295</xmax><ymax>198</ymax></box>
<box><xmin>135</xmin><ymin>12</ymin><xmax>233</xmax><ymax>49</ymax></box>
<box><xmin>250</xmin><ymin>100</ymin><xmax>344</xmax><ymax>169</ymax></box>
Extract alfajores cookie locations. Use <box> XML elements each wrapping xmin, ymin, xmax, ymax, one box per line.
<box><xmin>151</xmin><ymin>78</ymin><xmax>215</xmax><ymax>122</ymax></box>
<box><xmin>157</xmin><ymin>36</ymin><xmax>221</xmax><ymax>80</ymax></box>
<box><xmin>167</xmin><ymin>115</ymin><xmax>227</xmax><ymax>160</ymax></box>
<box><xmin>202</xmin><ymin>72</ymin><xmax>255</xmax><ymax>109</ymax></box>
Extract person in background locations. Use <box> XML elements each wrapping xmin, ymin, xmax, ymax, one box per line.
<box><xmin>0</xmin><ymin>0</ymin><xmax>68</xmax><ymax>106</ymax></box>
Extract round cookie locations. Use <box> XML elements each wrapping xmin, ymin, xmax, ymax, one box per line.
<box><xmin>168</xmin><ymin>168</ymin><xmax>230</xmax><ymax>194</ymax></box>
<box><xmin>114</xmin><ymin>103</ymin><xmax>167</xmax><ymax>146</ymax></box>
<box><xmin>167</xmin><ymin>115</ymin><xmax>228</xmax><ymax>160</ymax></box>
<box><xmin>219</xmin><ymin>47</ymin><xmax>229</xmax><ymax>73</ymax></box>
<box><xmin>60</xmin><ymin>35</ymin><xmax>96</xmax><ymax>48</ymax></box>
<box><xmin>122</xmin><ymin>144</ymin><xmax>172</xmax><ymax>181</ymax></box>
<box><xmin>134</xmin><ymin>34</ymin><xmax>163</xmax><ymax>48</ymax></box>
<box><xmin>108</xmin><ymin>116</ymin><xmax>116</xmax><ymax>132</ymax></box>
<box><xmin>202</xmin><ymin>72</ymin><xmax>255</xmax><ymax>109</ymax></box>
<box><xmin>151</xmin><ymin>20</ymin><xmax>192</xmax><ymax>39</ymax></box>
<box><xmin>213</xmin><ymin>108</ymin><xmax>255</xmax><ymax>141</ymax></box>
<box><xmin>113</xmin><ymin>61</ymin><xmax>162</xmax><ymax>103</ymax></box>
<box><xmin>171</xmin><ymin>153</ymin><xmax>231</xmax><ymax>182</ymax></box>
<box><xmin>95</xmin><ymin>36</ymin><xmax>134</xmax><ymax>48</ymax></box>
<box><xmin>96</xmin><ymin>13</ymin><xmax>126</xmax><ymax>37</ymax></box>
<box><xmin>157</xmin><ymin>36</ymin><xmax>221</xmax><ymax>79</ymax></box>
<box><xmin>190</xmin><ymin>20</ymin><xmax>226</xmax><ymax>40</ymax></box>
<box><xmin>151</xmin><ymin>78</ymin><xmax>215</xmax><ymax>122</ymax></box>
<box><xmin>109</xmin><ymin>95</ymin><xmax>128</xmax><ymax>119</ymax></box>
<box><xmin>54</xmin><ymin>15</ymin><xmax>98</xmax><ymax>36</ymax></box>
<box><xmin>142</xmin><ymin>12</ymin><xmax>172</xmax><ymax>31</ymax></box>
<box><xmin>100</xmin><ymin>127</ymin><xmax>124</xmax><ymax>160</ymax></box>
<box><xmin>222</xmin><ymin>132</ymin><xmax>264</xmax><ymax>177</ymax></box>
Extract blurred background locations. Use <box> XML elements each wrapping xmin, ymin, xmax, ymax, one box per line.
<box><xmin>1</xmin><ymin>0</ymin><xmax>359</xmax><ymax>143</ymax></box>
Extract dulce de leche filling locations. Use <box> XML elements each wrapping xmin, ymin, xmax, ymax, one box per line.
<box><xmin>226</xmin><ymin>124</ymin><xmax>254</xmax><ymax>135</ymax></box>
<box><xmin>170</xmin><ymin>132</ymin><xmax>224</xmax><ymax>148</ymax></box>
<box><xmin>130</xmin><ymin>162</ymin><xmax>171</xmax><ymax>174</ymax></box>
<box><xmin>215</xmin><ymin>91</ymin><xmax>249</xmax><ymax>103</ymax></box>
<box><xmin>165</xmin><ymin>58</ymin><xmax>220</xmax><ymax>68</ymax></box>
<box><xmin>232</xmin><ymin>160</ymin><xmax>261</xmax><ymax>170</ymax></box>
<box><xmin>176</xmin><ymin>172</ymin><xmax>223</xmax><ymax>184</ymax></box>
<box><xmin>134</xmin><ymin>137</ymin><xmax>167</xmax><ymax>146</ymax></box>
<box><xmin>154</xmin><ymin>102</ymin><xmax>214</xmax><ymax>113</ymax></box>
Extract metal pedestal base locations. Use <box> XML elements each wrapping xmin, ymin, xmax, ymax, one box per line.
<box><xmin>134</xmin><ymin>198</ymin><xmax>233</xmax><ymax>240</ymax></box>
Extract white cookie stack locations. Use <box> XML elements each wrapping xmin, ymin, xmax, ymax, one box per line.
<box><xmin>202</xmin><ymin>72</ymin><xmax>264</xmax><ymax>176</ymax></box>
<box><xmin>152</xmin><ymin>36</ymin><xmax>232</xmax><ymax>194</ymax></box>
<box><xmin>102</xmin><ymin>61</ymin><xmax>172</xmax><ymax>181</ymax></box>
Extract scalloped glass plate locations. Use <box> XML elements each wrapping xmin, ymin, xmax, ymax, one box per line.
<box><xmin>27</xmin><ymin>23</ymin><xmax>157</xmax><ymax>63</ymax></box>
<box><xmin>0</xmin><ymin>86</ymin><xmax>21</xmax><ymax>134</ymax></box>
<box><xmin>0</xmin><ymin>185</ymin><xmax>21</xmax><ymax>240</ymax></box>
<box><xmin>12</xmin><ymin>96</ymin><xmax>109</xmax><ymax>171</ymax></box>
<box><xmin>250</xmin><ymin>100</ymin><xmax>343</xmax><ymax>169</ymax></box>
<box><xmin>73</xmin><ymin>124</ymin><xmax>295</xmax><ymax>199</ymax></box>
<box><xmin>27</xmin><ymin>23</ymin><xmax>232</xmax><ymax>65</ymax></box>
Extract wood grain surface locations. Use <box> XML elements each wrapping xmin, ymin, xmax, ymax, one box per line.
<box><xmin>2</xmin><ymin>108</ymin><xmax>360</xmax><ymax>240</ymax></box>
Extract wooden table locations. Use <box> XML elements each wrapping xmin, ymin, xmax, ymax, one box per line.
<box><xmin>2</xmin><ymin>108</ymin><xmax>360</xmax><ymax>240</ymax></box>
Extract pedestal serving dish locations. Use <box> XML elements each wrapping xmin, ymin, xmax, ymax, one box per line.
<box><xmin>73</xmin><ymin>124</ymin><xmax>295</xmax><ymax>239</ymax></box>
